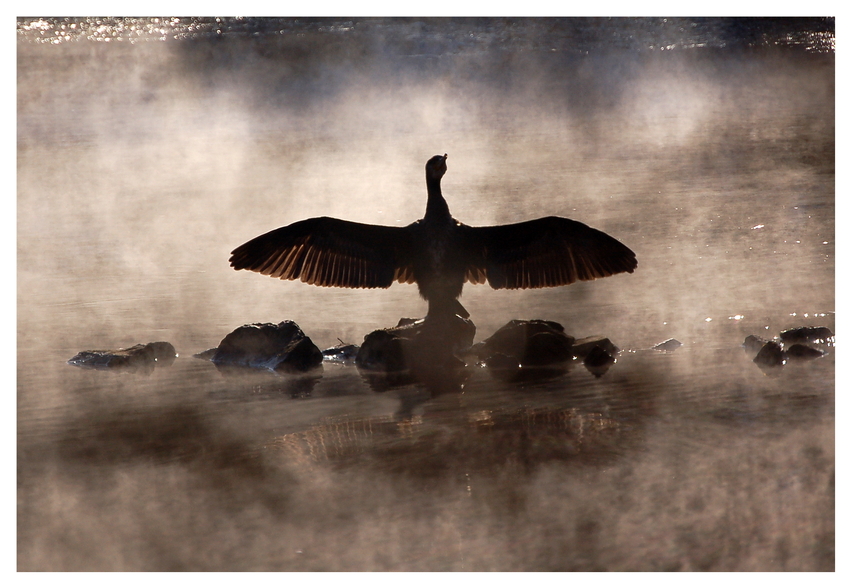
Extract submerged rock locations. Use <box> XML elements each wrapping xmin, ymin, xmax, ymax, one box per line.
<box><xmin>583</xmin><ymin>345</ymin><xmax>616</xmax><ymax>378</ymax></box>
<box><xmin>785</xmin><ymin>343</ymin><xmax>826</xmax><ymax>361</ymax></box>
<box><xmin>571</xmin><ymin>336</ymin><xmax>621</xmax><ymax>377</ymax></box>
<box><xmin>744</xmin><ymin>329</ymin><xmax>829</xmax><ymax>373</ymax></box>
<box><xmin>651</xmin><ymin>338</ymin><xmax>682</xmax><ymax>352</ymax></box>
<box><xmin>198</xmin><ymin>321</ymin><xmax>323</xmax><ymax>374</ymax></box>
<box><xmin>475</xmin><ymin>320</ymin><xmax>576</xmax><ymax>381</ymax></box>
<box><xmin>68</xmin><ymin>341</ymin><xmax>177</xmax><ymax>374</ymax></box>
<box><xmin>743</xmin><ymin>334</ymin><xmax>769</xmax><ymax>357</ymax></box>
<box><xmin>779</xmin><ymin>326</ymin><xmax>834</xmax><ymax>345</ymax></box>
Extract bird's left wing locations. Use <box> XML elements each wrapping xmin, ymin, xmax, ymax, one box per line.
<box><xmin>229</xmin><ymin>216</ymin><xmax>414</xmax><ymax>289</ymax></box>
<box><xmin>459</xmin><ymin>216</ymin><xmax>637</xmax><ymax>289</ymax></box>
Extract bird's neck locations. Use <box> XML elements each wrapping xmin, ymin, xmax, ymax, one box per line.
<box><xmin>425</xmin><ymin>175</ymin><xmax>451</xmax><ymax>220</ymax></box>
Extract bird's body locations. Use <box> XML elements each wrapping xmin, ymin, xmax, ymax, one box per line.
<box><xmin>230</xmin><ymin>155</ymin><xmax>637</xmax><ymax>320</ymax></box>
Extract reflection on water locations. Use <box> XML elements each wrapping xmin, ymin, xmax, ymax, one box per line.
<box><xmin>17</xmin><ymin>18</ymin><xmax>834</xmax><ymax>571</ymax></box>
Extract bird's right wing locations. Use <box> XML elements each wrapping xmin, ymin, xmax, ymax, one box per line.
<box><xmin>229</xmin><ymin>217</ymin><xmax>414</xmax><ymax>289</ymax></box>
<box><xmin>460</xmin><ymin>216</ymin><xmax>637</xmax><ymax>289</ymax></box>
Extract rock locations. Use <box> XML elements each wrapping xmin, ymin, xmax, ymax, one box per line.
<box><xmin>583</xmin><ymin>345</ymin><xmax>615</xmax><ymax>377</ymax></box>
<box><xmin>475</xmin><ymin>320</ymin><xmax>575</xmax><ymax>381</ymax></box>
<box><xmin>779</xmin><ymin>326</ymin><xmax>833</xmax><ymax>345</ymax></box>
<box><xmin>477</xmin><ymin>320</ymin><xmax>574</xmax><ymax>363</ymax></box>
<box><xmin>193</xmin><ymin>347</ymin><xmax>217</xmax><ymax>361</ymax></box>
<box><xmin>652</xmin><ymin>338</ymin><xmax>682</xmax><ymax>352</ymax></box>
<box><xmin>572</xmin><ymin>336</ymin><xmax>620</xmax><ymax>359</ymax></box>
<box><xmin>321</xmin><ymin>342</ymin><xmax>360</xmax><ymax>365</ymax></box>
<box><xmin>743</xmin><ymin>334</ymin><xmax>769</xmax><ymax>356</ymax></box>
<box><xmin>522</xmin><ymin>331</ymin><xmax>573</xmax><ymax>366</ymax></box>
<box><xmin>199</xmin><ymin>321</ymin><xmax>323</xmax><ymax>374</ymax></box>
<box><xmin>753</xmin><ymin>340</ymin><xmax>786</xmax><ymax>369</ymax></box>
<box><xmin>356</xmin><ymin>315</ymin><xmax>476</xmax><ymax>374</ymax></box>
<box><xmin>744</xmin><ymin>332</ymin><xmax>829</xmax><ymax>371</ymax></box>
<box><xmin>68</xmin><ymin>341</ymin><xmax>177</xmax><ymax>374</ymax></box>
<box><xmin>356</xmin><ymin>329</ymin><xmax>411</xmax><ymax>373</ymax></box>
<box><xmin>785</xmin><ymin>343</ymin><xmax>825</xmax><ymax>361</ymax></box>
<box><xmin>571</xmin><ymin>336</ymin><xmax>621</xmax><ymax>377</ymax></box>
<box><xmin>355</xmin><ymin>315</ymin><xmax>475</xmax><ymax>394</ymax></box>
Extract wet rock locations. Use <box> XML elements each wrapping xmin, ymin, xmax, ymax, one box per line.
<box><xmin>356</xmin><ymin>315</ymin><xmax>475</xmax><ymax>393</ymax></box>
<box><xmin>475</xmin><ymin>320</ymin><xmax>575</xmax><ymax>381</ymax></box>
<box><xmin>523</xmin><ymin>331</ymin><xmax>575</xmax><ymax>366</ymax></box>
<box><xmin>572</xmin><ymin>336</ymin><xmax>620</xmax><ymax>359</ymax></box>
<box><xmin>193</xmin><ymin>347</ymin><xmax>217</xmax><ymax>361</ymax></box>
<box><xmin>785</xmin><ymin>343</ymin><xmax>825</xmax><ymax>361</ymax></box>
<box><xmin>652</xmin><ymin>338</ymin><xmax>682</xmax><ymax>352</ymax></box>
<box><xmin>753</xmin><ymin>340</ymin><xmax>786</xmax><ymax>369</ymax></box>
<box><xmin>356</xmin><ymin>315</ymin><xmax>475</xmax><ymax>374</ymax></box>
<box><xmin>779</xmin><ymin>326</ymin><xmax>834</xmax><ymax>345</ymax></box>
<box><xmin>568</xmin><ymin>335</ymin><xmax>621</xmax><ymax>377</ymax></box>
<box><xmin>356</xmin><ymin>329</ymin><xmax>410</xmax><ymax>373</ymax></box>
<box><xmin>477</xmin><ymin>320</ymin><xmax>574</xmax><ymax>363</ymax></box>
<box><xmin>198</xmin><ymin>321</ymin><xmax>323</xmax><ymax>374</ymax></box>
<box><xmin>744</xmin><ymin>332</ymin><xmax>829</xmax><ymax>372</ymax></box>
<box><xmin>583</xmin><ymin>345</ymin><xmax>616</xmax><ymax>378</ymax></box>
<box><xmin>68</xmin><ymin>341</ymin><xmax>177</xmax><ymax>374</ymax></box>
<box><xmin>321</xmin><ymin>342</ymin><xmax>360</xmax><ymax>365</ymax></box>
<box><xmin>743</xmin><ymin>334</ymin><xmax>769</xmax><ymax>356</ymax></box>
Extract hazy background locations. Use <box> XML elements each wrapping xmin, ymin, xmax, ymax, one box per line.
<box><xmin>17</xmin><ymin>17</ymin><xmax>834</xmax><ymax>571</ymax></box>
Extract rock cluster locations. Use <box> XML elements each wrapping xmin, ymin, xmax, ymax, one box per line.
<box><xmin>72</xmin><ymin>318</ymin><xmax>831</xmax><ymax>389</ymax></box>
<box><xmin>744</xmin><ymin>326</ymin><xmax>832</xmax><ymax>372</ymax></box>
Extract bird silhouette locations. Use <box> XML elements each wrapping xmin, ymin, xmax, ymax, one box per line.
<box><xmin>229</xmin><ymin>154</ymin><xmax>637</xmax><ymax>321</ymax></box>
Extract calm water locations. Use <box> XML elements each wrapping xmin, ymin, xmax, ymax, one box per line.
<box><xmin>17</xmin><ymin>18</ymin><xmax>834</xmax><ymax>571</ymax></box>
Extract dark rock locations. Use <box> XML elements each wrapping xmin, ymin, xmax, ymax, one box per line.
<box><xmin>356</xmin><ymin>329</ymin><xmax>411</xmax><ymax>373</ymax></box>
<box><xmin>321</xmin><ymin>342</ymin><xmax>360</xmax><ymax>365</ymax></box>
<box><xmin>785</xmin><ymin>343</ymin><xmax>825</xmax><ymax>361</ymax></box>
<box><xmin>201</xmin><ymin>321</ymin><xmax>323</xmax><ymax>374</ymax></box>
<box><xmin>523</xmin><ymin>331</ymin><xmax>574</xmax><ymax>366</ymax></box>
<box><xmin>573</xmin><ymin>336</ymin><xmax>620</xmax><ymax>359</ymax></box>
<box><xmin>68</xmin><ymin>341</ymin><xmax>177</xmax><ymax>374</ymax></box>
<box><xmin>779</xmin><ymin>326</ymin><xmax>834</xmax><ymax>345</ymax></box>
<box><xmin>193</xmin><ymin>347</ymin><xmax>217</xmax><ymax>361</ymax></box>
<box><xmin>356</xmin><ymin>315</ymin><xmax>475</xmax><ymax>394</ymax></box>
<box><xmin>356</xmin><ymin>315</ymin><xmax>475</xmax><ymax>374</ymax></box>
<box><xmin>484</xmin><ymin>351</ymin><xmax>570</xmax><ymax>383</ymax></box>
<box><xmin>743</xmin><ymin>334</ymin><xmax>769</xmax><ymax>356</ymax></box>
<box><xmin>652</xmin><ymin>338</ymin><xmax>682</xmax><ymax>352</ymax></box>
<box><xmin>477</xmin><ymin>320</ymin><xmax>574</xmax><ymax>362</ymax></box>
<box><xmin>583</xmin><ymin>345</ymin><xmax>615</xmax><ymax>377</ymax></box>
<box><xmin>475</xmin><ymin>320</ymin><xmax>576</xmax><ymax>382</ymax></box>
<box><xmin>753</xmin><ymin>340</ymin><xmax>786</xmax><ymax>369</ymax></box>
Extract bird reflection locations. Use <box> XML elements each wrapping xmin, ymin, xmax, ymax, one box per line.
<box><xmin>230</xmin><ymin>154</ymin><xmax>637</xmax><ymax>322</ymax></box>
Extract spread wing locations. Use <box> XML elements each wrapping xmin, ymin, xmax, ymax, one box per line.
<box><xmin>460</xmin><ymin>216</ymin><xmax>637</xmax><ymax>289</ymax></box>
<box><xmin>229</xmin><ymin>217</ymin><xmax>415</xmax><ymax>289</ymax></box>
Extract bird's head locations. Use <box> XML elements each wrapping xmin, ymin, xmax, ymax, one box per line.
<box><xmin>426</xmin><ymin>154</ymin><xmax>448</xmax><ymax>180</ymax></box>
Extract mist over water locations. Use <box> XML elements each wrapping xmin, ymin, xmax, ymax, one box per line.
<box><xmin>18</xmin><ymin>18</ymin><xmax>834</xmax><ymax>571</ymax></box>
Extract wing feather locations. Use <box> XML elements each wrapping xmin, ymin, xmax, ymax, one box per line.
<box><xmin>459</xmin><ymin>216</ymin><xmax>637</xmax><ymax>290</ymax></box>
<box><xmin>230</xmin><ymin>217</ymin><xmax>414</xmax><ymax>289</ymax></box>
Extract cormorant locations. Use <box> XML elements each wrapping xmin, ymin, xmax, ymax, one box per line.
<box><xmin>229</xmin><ymin>154</ymin><xmax>637</xmax><ymax>320</ymax></box>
